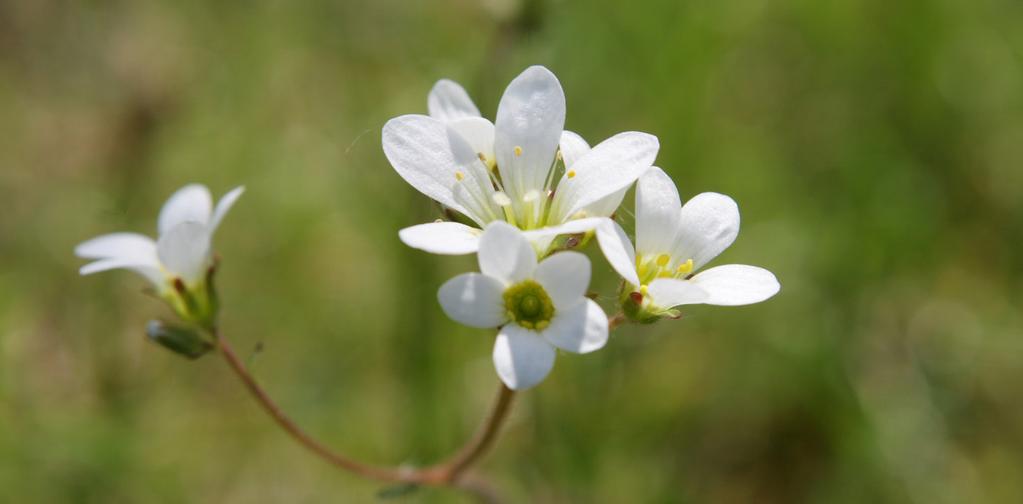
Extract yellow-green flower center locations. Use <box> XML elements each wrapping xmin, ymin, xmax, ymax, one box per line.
<box><xmin>503</xmin><ymin>280</ymin><xmax>555</xmax><ymax>331</ymax></box>
<box><xmin>636</xmin><ymin>253</ymin><xmax>694</xmax><ymax>286</ymax></box>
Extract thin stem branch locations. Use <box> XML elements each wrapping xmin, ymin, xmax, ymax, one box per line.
<box><xmin>214</xmin><ymin>330</ymin><xmax>516</xmax><ymax>490</ymax></box>
<box><xmin>212</xmin><ymin>312</ymin><xmax>625</xmax><ymax>496</ymax></box>
<box><xmin>215</xmin><ymin>335</ymin><xmax>405</xmax><ymax>482</ymax></box>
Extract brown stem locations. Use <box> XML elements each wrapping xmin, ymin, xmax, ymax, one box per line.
<box><xmin>213</xmin><ymin>312</ymin><xmax>625</xmax><ymax>495</ymax></box>
<box><xmin>215</xmin><ymin>336</ymin><xmax>406</xmax><ymax>482</ymax></box>
<box><xmin>214</xmin><ymin>331</ymin><xmax>516</xmax><ymax>489</ymax></box>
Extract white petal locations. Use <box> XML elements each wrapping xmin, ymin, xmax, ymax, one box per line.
<box><xmin>550</xmin><ymin>132</ymin><xmax>658</xmax><ymax>223</ymax></box>
<box><xmin>448</xmin><ymin>117</ymin><xmax>496</xmax><ymax>168</ymax></box>
<box><xmin>520</xmin><ymin>216</ymin><xmax>608</xmax><ymax>240</ymax></box>
<box><xmin>75</xmin><ymin>232</ymin><xmax>157</xmax><ymax>261</ymax></box>
<box><xmin>398</xmin><ymin>222</ymin><xmax>481</xmax><ymax>255</ymax></box>
<box><xmin>493</xmin><ymin>324</ymin><xmax>556</xmax><ymax>390</ymax></box>
<box><xmin>477</xmin><ymin>221</ymin><xmax>536</xmax><ymax>284</ymax></box>
<box><xmin>594</xmin><ymin>220</ymin><xmax>639</xmax><ymax>286</ymax></box>
<box><xmin>689</xmin><ymin>264</ymin><xmax>780</xmax><ymax>306</ymax></box>
<box><xmin>579</xmin><ymin>187</ymin><xmax>628</xmax><ymax>218</ymax></box>
<box><xmin>534</xmin><ymin>251</ymin><xmax>590</xmax><ymax>310</ymax></box>
<box><xmin>542</xmin><ymin>298</ymin><xmax>608</xmax><ymax>354</ymax></box>
<box><xmin>381</xmin><ymin>114</ymin><xmax>482</xmax><ymax>219</ymax></box>
<box><xmin>437</xmin><ymin>273</ymin><xmax>508</xmax><ymax>328</ymax></box>
<box><xmin>647</xmin><ymin>278</ymin><xmax>710</xmax><ymax>308</ymax></box>
<box><xmin>427</xmin><ymin>79</ymin><xmax>481</xmax><ymax>121</ymax></box>
<box><xmin>636</xmin><ymin>167</ymin><xmax>681</xmax><ymax>256</ymax></box>
<box><xmin>156</xmin><ymin>221</ymin><xmax>211</xmax><ymax>284</ymax></box>
<box><xmin>672</xmin><ymin>192</ymin><xmax>740</xmax><ymax>270</ymax></box>
<box><xmin>559</xmin><ymin>130</ymin><xmax>590</xmax><ymax>168</ymax></box>
<box><xmin>158</xmin><ymin>184</ymin><xmax>212</xmax><ymax>235</ymax></box>
<box><xmin>494</xmin><ymin>66</ymin><xmax>566</xmax><ymax>203</ymax></box>
<box><xmin>209</xmin><ymin>186</ymin><xmax>245</xmax><ymax>235</ymax></box>
<box><xmin>79</xmin><ymin>258</ymin><xmax>165</xmax><ymax>290</ymax></box>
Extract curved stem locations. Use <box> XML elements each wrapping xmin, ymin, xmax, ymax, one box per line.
<box><xmin>214</xmin><ymin>330</ymin><xmax>516</xmax><ymax>489</ymax></box>
<box><xmin>216</xmin><ymin>336</ymin><xmax>406</xmax><ymax>482</ymax></box>
<box><xmin>212</xmin><ymin>313</ymin><xmax>626</xmax><ymax>495</ymax></box>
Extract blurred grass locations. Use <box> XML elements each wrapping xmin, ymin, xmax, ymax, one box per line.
<box><xmin>2</xmin><ymin>0</ymin><xmax>1023</xmax><ymax>502</ymax></box>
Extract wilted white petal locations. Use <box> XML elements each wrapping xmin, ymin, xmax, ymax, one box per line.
<box><xmin>428</xmin><ymin>79</ymin><xmax>481</xmax><ymax>121</ymax></box>
<box><xmin>672</xmin><ymin>192</ymin><xmax>740</xmax><ymax>270</ymax></box>
<box><xmin>448</xmin><ymin>117</ymin><xmax>496</xmax><ymax>168</ymax></box>
<box><xmin>493</xmin><ymin>324</ymin><xmax>556</xmax><ymax>390</ymax></box>
<box><xmin>559</xmin><ymin>130</ymin><xmax>590</xmax><ymax>168</ymax></box>
<box><xmin>550</xmin><ymin>132</ymin><xmax>658</xmax><ymax>223</ymax></box>
<box><xmin>534</xmin><ymin>251</ymin><xmax>590</xmax><ymax>310</ymax></box>
<box><xmin>478</xmin><ymin>221</ymin><xmax>537</xmax><ymax>284</ymax></box>
<box><xmin>399</xmin><ymin>222</ymin><xmax>481</xmax><ymax>255</ymax></box>
<box><xmin>689</xmin><ymin>264</ymin><xmax>780</xmax><ymax>306</ymax></box>
<box><xmin>158</xmin><ymin>184</ymin><xmax>213</xmax><ymax>235</ymax></box>
<box><xmin>636</xmin><ymin>167</ymin><xmax>681</xmax><ymax>256</ymax></box>
<box><xmin>209</xmin><ymin>186</ymin><xmax>245</xmax><ymax>235</ymax></box>
<box><xmin>494</xmin><ymin>66</ymin><xmax>565</xmax><ymax>203</ymax></box>
<box><xmin>75</xmin><ymin>232</ymin><xmax>157</xmax><ymax>261</ymax></box>
<box><xmin>594</xmin><ymin>220</ymin><xmax>639</xmax><ymax>286</ymax></box>
<box><xmin>647</xmin><ymin>278</ymin><xmax>710</xmax><ymax>308</ymax></box>
<box><xmin>542</xmin><ymin>298</ymin><xmax>608</xmax><ymax>354</ymax></box>
<box><xmin>156</xmin><ymin>221</ymin><xmax>211</xmax><ymax>284</ymax></box>
<box><xmin>438</xmin><ymin>273</ymin><xmax>508</xmax><ymax>328</ymax></box>
<box><xmin>382</xmin><ymin>114</ymin><xmax>482</xmax><ymax>219</ymax></box>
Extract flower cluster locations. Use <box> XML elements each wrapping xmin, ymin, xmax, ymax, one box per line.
<box><xmin>384</xmin><ymin>66</ymin><xmax>780</xmax><ymax>390</ymax></box>
<box><xmin>75</xmin><ymin>65</ymin><xmax>778</xmax><ymax>389</ymax></box>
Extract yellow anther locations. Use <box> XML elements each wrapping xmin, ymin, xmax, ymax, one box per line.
<box><xmin>567</xmin><ymin>170</ymin><xmax>576</xmax><ymax>179</ymax></box>
<box><xmin>640</xmin><ymin>285</ymin><xmax>649</xmax><ymax>295</ymax></box>
<box><xmin>455</xmin><ymin>171</ymin><xmax>465</xmax><ymax>181</ymax></box>
<box><xmin>477</xmin><ymin>152</ymin><xmax>487</xmax><ymax>162</ymax></box>
<box><xmin>656</xmin><ymin>254</ymin><xmax>671</xmax><ymax>267</ymax></box>
<box><xmin>676</xmin><ymin>259</ymin><xmax>694</xmax><ymax>275</ymax></box>
<box><xmin>514</xmin><ymin>146</ymin><xmax>523</xmax><ymax>157</ymax></box>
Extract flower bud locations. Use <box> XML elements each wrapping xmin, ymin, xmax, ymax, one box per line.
<box><xmin>146</xmin><ymin>320</ymin><xmax>213</xmax><ymax>359</ymax></box>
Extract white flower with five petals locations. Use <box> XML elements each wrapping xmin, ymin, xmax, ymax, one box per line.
<box><xmin>384</xmin><ymin>66</ymin><xmax>657</xmax><ymax>255</ymax></box>
<box><xmin>75</xmin><ymin>184</ymin><xmax>243</xmax><ymax>324</ymax></box>
<box><xmin>596</xmin><ymin>167</ymin><xmax>779</xmax><ymax>318</ymax></box>
<box><xmin>438</xmin><ymin>221</ymin><xmax>609</xmax><ymax>390</ymax></box>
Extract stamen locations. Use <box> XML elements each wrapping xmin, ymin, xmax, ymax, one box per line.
<box><xmin>454</xmin><ymin>171</ymin><xmax>465</xmax><ymax>181</ymax></box>
<box><xmin>676</xmin><ymin>259</ymin><xmax>694</xmax><ymax>275</ymax></box>
<box><xmin>640</xmin><ymin>285</ymin><xmax>649</xmax><ymax>295</ymax></box>
<box><xmin>656</xmin><ymin>254</ymin><xmax>670</xmax><ymax>267</ymax></box>
<box><xmin>514</xmin><ymin>146</ymin><xmax>523</xmax><ymax>157</ymax></box>
<box><xmin>477</xmin><ymin>152</ymin><xmax>487</xmax><ymax>163</ymax></box>
<box><xmin>492</xmin><ymin>192</ymin><xmax>512</xmax><ymax>206</ymax></box>
<box><xmin>523</xmin><ymin>190</ymin><xmax>540</xmax><ymax>203</ymax></box>
<box><xmin>567</xmin><ymin>170</ymin><xmax>576</xmax><ymax>179</ymax></box>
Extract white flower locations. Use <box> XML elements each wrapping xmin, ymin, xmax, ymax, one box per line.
<box><xmin>76</xmin><ymin>184</ymin><xmax>243</xmax><ymax>323</ymax></box>
<box><xmin>596</xmin><ymin>167</ymin><xmax>779</xmax><ymax>316</ymax></box>
<box><xmin>437</xmin><ymin>221</ymin><xmax>609</xmax><ymax>390</ymax></box>
<box><xmin>383</xmin><ymin>65</ymin><xmax>658</xmax><ymax>256</ymax></box>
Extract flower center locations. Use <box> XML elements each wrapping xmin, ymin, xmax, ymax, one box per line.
<box><xmin>636</xmin><ymin>253</ymin><xmax>694</xmax><ymax>285</ymax></box>
<box><xmin>503</xmin><ymin>280</ymin><xmax>555</xmax><ymax>331</ymax></box>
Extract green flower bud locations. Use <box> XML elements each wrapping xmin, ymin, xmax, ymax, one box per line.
<box><xmin>146</xmin><ymin>320</ymin><xmax>213</xmax><ymax>359</ymax></box>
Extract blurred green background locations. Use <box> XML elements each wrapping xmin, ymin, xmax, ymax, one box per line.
<box><xmin>2</xmin><ymin>0</ymin><xmax>1022</xmax><ymax>502</ymax></box>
